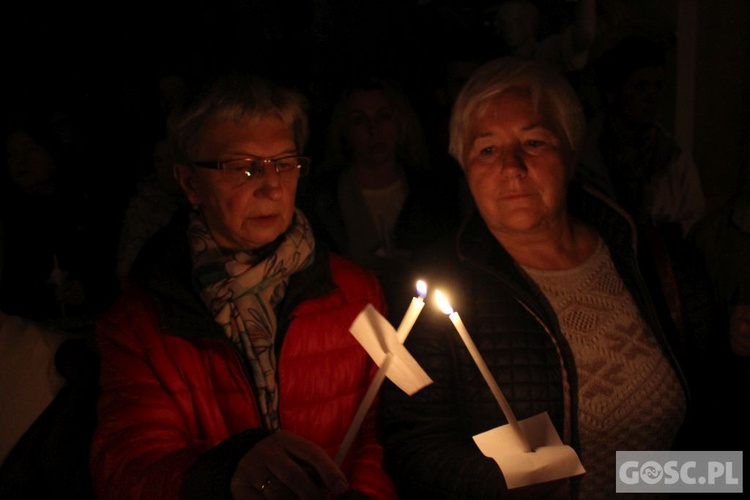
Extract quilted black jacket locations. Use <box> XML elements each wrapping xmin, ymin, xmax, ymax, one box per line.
<box><xmin>380</xmin><ymin>183</ymin><xmax>692</xmax><ymax>499</ymax></box>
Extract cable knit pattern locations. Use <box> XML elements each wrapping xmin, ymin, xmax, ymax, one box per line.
<box><xmin>523</xmin><ymin>240</ymin><xmax>686</xmax><ymax>499</ymax></box>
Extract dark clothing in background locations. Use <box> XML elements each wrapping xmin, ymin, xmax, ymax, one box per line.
<box><xmin>0</xmin><ymin>179</ymin><xmax>119</xmax><ymax>324</ymax></box>
<box><xmin>302</xmin><ymin>167</ymin><xmax>460</xmax><ymax>324</ymax></box>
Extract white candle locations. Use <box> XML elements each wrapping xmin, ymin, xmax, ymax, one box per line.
<box><xmin>434</xmin><ymin>290</ymin><xmax>532</xmax><ymax>453</ymax></box>
<box><xmin>335</xmin><ymin>280</ymin><xmax>428</xmax><ymax>465</ymax></box>
<box><xmin>334</xmin><ymin>352</ymin><xmax>394</xmax><ymax>465</ymax></box>
<box><xmin>395</xmin><ymin>280</ymin><xmax>427</xmax><ymax>343</ymax></box>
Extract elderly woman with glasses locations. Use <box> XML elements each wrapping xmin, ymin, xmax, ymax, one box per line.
<box><xmin>380</xmin><ymin>57</ymin><xmax>701</xmax><ymax>499</ymax></box>
<box><xmin>90</xmin><ymin>73</ymin><xmax>396</xmax><ymax>500</ymax></box>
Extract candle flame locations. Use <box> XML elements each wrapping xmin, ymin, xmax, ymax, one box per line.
<box><xmin>416</xmin><ymin>280</ymin><xmax>427</xmax><ymax>299</ymax></box>
<box><xmin>434</xmin><ymin>289</ymin><xmax>454</xmax><ymax>315</ymax></box>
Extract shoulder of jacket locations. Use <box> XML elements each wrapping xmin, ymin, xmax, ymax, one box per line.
<box><xmin>326</xmin><ymin>254</ymin><xmax>382</xmax><ymax>300</ymax></box>
<box><xmin>328</xmin><ymin>253</ymin><xmax>377</xmax><ymax>284</ymax></box>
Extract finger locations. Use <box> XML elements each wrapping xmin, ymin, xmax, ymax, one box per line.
<box><xmin>229</xmin><ymin>472</ymin><xmax>263</xmax><ymax>500</ymax></box>
<box><xmin>275</xmin><ymin>433</ymin><xmax>348</xmax><ymax>493</ymax></box>
<box><xmin>265</xmin><ymin>458</ymin><xmax>325</xmax><ymax>499</ymax></box>
<box><xmin>256</xmin><ymin>474</ymin><xmax>299</xmax><ymax>500</ymax></box>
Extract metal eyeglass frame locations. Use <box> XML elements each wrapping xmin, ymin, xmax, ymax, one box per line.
<box><xmin>191</xmin><ymin>155</ymin><xmax>311</xmax><ymax>179</ymax></box>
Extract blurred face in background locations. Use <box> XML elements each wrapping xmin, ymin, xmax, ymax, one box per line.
<box><xmin>343</xmin><ymin>89</ymin><xmax>400</xmax><ymax>168</ymax></box>
<box><xmin>177</xmin><ymin>115</ymin><xmax>299</xmax><ymax>250</ymax></box>
<box><xmin>5</xmin><ymin>129</ymin><xmax>56</xmax><ymax>196</ymax></box>
<box><xmin>612</xmin><ymin>65</ymin><xmax>665</xmax><ymax>127</ymax></box>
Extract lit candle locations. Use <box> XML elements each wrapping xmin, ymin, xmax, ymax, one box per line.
<box><xmin>434</xmin><ymin>289</ymin><xmax>532</xmax><ymax>453</ymax></box>
<box><xmin>395</xmin><ymin>279</ymin><xmax>427</xmax><ymax>343</ymax></box>
<box><xmin>335</xmin><ymin>280</ymin><xmax>428</xmax><ymax>465</ymax></box>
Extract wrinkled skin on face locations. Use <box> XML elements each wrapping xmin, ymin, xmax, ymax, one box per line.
<box><xmin>176</xmin><ymin>115</ymin><xmax>299</xmax><ymax>251</ymax></box>
<box><xmin>464</xmin><ymin>88</ymin><xmax>574</xmax><ymax>243</ymax></box>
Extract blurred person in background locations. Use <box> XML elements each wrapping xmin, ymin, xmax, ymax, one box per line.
<box><xmin>0</xmin><ymin>109</ymin><xmax>119</xmax><ymax>328</ymax></box>
<box><xmin>114</xmin><ymin>137</ymin><xmax>187</xmax><ymax>288</ymax></box>
<box><xmin>302</xmin><ymin>76</ymin><xmax>459</xmax><ymax>322</ymax></box>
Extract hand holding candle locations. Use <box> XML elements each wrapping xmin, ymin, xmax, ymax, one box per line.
<box><xmin>336</xmin><ymin>280</ymin><xmax>429</xmax><ymax>465</ymax></box>
<box><xmin>434</xmin><ymin>289</ymin><xmax>532</xmax><ymax>453</ymax></box>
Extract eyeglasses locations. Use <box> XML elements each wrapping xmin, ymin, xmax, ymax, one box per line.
<box><xmin>191</xmin><ymin>155</ymin><xmax>311</xmax><ymax>183</ymax></box>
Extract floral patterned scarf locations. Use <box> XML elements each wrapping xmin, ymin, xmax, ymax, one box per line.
<box><xmin>189</xmin><ymin>208</ymin><xmax>315</xmax><ymax>430</ymax></box>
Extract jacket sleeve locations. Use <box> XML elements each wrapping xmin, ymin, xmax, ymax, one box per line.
<box><xmin>89</xmin><ymin>290</ymin><xmax>264</xmax><ymax>500</ymax></box>
<box><xmin>181</xmin><ymin>429</ymin><xmax>270</xmax><ymax>499</ymax></box>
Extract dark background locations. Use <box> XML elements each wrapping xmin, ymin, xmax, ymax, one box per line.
<box><xmin>2</xmin><ymin>0</ymin><xmax>749</xmax><ymax>215</ymax></box>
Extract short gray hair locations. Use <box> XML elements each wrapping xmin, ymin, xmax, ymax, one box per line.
<box><xmin>448</xmin><ymin>57</ymin><xmax>585</xmax><ymax>169</ymax></box>
<box><xmin>168</xmin><ymin>73</ymin><xmax>309</xmax><ymax>163</ymax></box>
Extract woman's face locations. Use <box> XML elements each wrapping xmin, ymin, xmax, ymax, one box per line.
<box><xmin>343</xmin><ymin>89</ymin><xmax>400</xmax><ymax>167</ymax></box>
<box><xmin>176</xmin><ymin>115</ymin><xmax>299</xmax><ymax>251</ymax></box>
<box><xmin>613</xmin><ymin>65</ymin><xmax>665</xmax><ymax>127</ymax></box>
<box><xmin>464</xmin><ymin>88</ymin><xmax>574</xmax><ymax>241</ymax></box>
<box><xmin>5</xmin><ymin>129</ymin><xmax>56</xmax><ymax>196</ymax></box>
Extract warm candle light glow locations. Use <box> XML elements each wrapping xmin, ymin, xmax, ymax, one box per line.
<box><xmin>337</xmin><ymin>280</ymin><xmax>429</xmax><ymax>466</ymax></box>
<box><xmin>396</xmin><ymin>281</ymin><xmax>428</xmax><ymax>343</ymax></box>
<box><xmin>434</xmin><ymin>289</ymin><xmax>453</xmax><ymax>315</ymax></box>
<box><xmin>434</xmin><ymin>288</ymin><xmax>532</xmax><ymax>453</ymax></box>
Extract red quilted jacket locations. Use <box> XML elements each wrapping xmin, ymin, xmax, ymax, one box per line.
<box><xmin>89</xmin><ymin>211</ymin><xmax>396</xmax><ymax>499</ymax></box>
